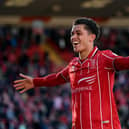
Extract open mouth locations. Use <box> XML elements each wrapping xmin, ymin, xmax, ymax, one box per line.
<box><xmin>72</xmin><ymin>41</ymin><xmax>80</xmax><ymax>45</ymax></box>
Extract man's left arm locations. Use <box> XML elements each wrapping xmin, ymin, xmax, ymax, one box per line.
<box><xmin>102</xmin><ymin>50</ymin><xmax>129</xmax><ymax>71</ymax></box>
<box><xmin>114</xmin><ymin>56</ymin><xmax>129</xmax><ymax>71</ymax></box>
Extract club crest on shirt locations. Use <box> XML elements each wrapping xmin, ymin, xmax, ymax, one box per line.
<box><xmin>70</xmin><ymin>66</ymin><xmax>75</xmax><ymax>72</ymax></box>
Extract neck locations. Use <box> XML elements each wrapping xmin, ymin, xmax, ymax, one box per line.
<box><xmin>79</xmin><ymin>45</ymin><xmax>94</xmax><ymax>60</ymax></box>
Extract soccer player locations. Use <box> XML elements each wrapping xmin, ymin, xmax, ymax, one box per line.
<box><xmin>14</xmin><ymin>17</ymin><xmax>129</xmax><ymax>129</ymax></box>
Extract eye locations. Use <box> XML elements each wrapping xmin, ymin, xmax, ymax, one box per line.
<box><xmin>71</xmin><ymin>30</ymin><xmax>81</xmax><ymax>36</ymax></box>
<box><xmin>76</xmin><ymin>32</ymin><xmax>81</xmax><ymax>36</ymax></box>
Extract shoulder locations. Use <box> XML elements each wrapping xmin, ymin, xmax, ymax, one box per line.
<box><xmin>69</xmin><ymin>57</ymin><xmax>79</xmax><ymax>65</ymax></box>
<box><xmin>99</xmin><ymin>49</ymin><xmax>118</xmax><ymax>59</ymax></box>
<box><xmin>101</xmin><ymin>49</ymin><xmax>113</xmax><ymax>55</ymax></box>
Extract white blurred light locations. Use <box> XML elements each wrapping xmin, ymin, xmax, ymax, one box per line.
<box><xmin>81</xmin><ymin>0</ymin><xmax>113</xmax><ymax>8</ymax></box>
<box><xmin>32</xmin><ymin>20</ymin><xmax>44</xmax><ymax>34</ymax></box>
<box><xmin>125</xmin><ymin>6</ymin><xmax>129</xmax><ymax>13</ymax></box>
<box><xmin>52</xmin><ymin>4</ymin><xmax>62</xmax><ymax>12</ymax></box>
<box><xmin>5</xmin><ymin>0</ymin><xmax>34</xmax><ymax>7</ymax></box>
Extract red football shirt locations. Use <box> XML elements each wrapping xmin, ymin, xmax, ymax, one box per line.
<box><xmin>33</xmin><ymin>46</ymin><xmax>129</xmax><ymax>129</ymax></box>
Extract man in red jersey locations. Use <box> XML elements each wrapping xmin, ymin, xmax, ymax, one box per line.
<box><xmin>14</xmin><ymin>17</ymin><xmax>129</xmax><ymax>129</ymax></box>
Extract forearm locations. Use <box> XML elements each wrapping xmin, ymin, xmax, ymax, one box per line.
<box><xmin>114</xmin><ymin>56</ymin><xmax>129</xmax><ymax>71</ymax></box>
<box><xmin>33</xmin><ymin>73</ymin><xmax>67</xmax><ymax>87</ymax></box>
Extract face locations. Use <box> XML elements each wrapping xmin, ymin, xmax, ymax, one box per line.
<box><xmin>70</xmin><ymin>24</ymin><xmax>95</xmax><ymax>53</ymax></box>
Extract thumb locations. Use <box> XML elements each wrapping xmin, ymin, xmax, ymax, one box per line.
<box><xmin>19</xmin><ymin>73</ymin><xmax>30</xmax><ymax>80</ymax></box>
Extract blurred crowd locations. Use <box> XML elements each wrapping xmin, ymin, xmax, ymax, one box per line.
<box><xmin>0</xmin><ymin>25</ymin><xmax>129</xmax><ymax>129</ymax></box>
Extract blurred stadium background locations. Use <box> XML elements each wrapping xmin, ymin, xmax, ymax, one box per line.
<box><xmin>0</xmin><ymin>0</ymin><xmax>129</xmax><ymax>129</ymax></box>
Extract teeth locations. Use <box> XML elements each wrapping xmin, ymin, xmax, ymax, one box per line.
<box><xmin>73</xmin><ymin>41</ymin><xmax>79</xmax><ymax>44</ymax></box>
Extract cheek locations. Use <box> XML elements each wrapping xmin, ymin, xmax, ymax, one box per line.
<box><xmin>81</xmin><ymin>38</ymin><xmax>88</xmax><ymax>45</ymax></box>
<box><xmin>70</xmin><ymin>36</ymin><xmax>73</xmax><ymax>43</ymax></box>
<box><xmin>81</xmin><ymin>43</ymin><xmax>87</xmax><ymax>49</ymax></box>
<box><xmin>70</xmin><ymin>36</ymin><xmax>72</xmax><ymax>41</ymax></box>
<box><xmin>80</xmin><ymin>41</ymin><xmax>89</xmax><ymax>50</ymax></box>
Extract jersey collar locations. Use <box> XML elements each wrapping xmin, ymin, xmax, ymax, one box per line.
<box><xmin>87</xmin><ymin>46</ymin><xmax>98</xmax><ymax>59</ymax></box>
<box><xmin>78</xmin><ymin>46</ymin><xmax>98</xmax><ymax>63</ymax></box>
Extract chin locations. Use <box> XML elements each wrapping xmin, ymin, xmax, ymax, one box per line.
<box><xmin>74</xmin><ymin>50</ymin><xmax>79</xmax><ymax>53</ymax></box>
<box><xmin>73</xmin><ymin>49</ymin><xmax>80</xmax><ymax>53</ymax></box>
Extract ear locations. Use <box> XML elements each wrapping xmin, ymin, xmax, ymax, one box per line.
<box><xmin>89</xmin><ymin>34</ymin><xmax>96</xmax><ymax>42</ymax></box>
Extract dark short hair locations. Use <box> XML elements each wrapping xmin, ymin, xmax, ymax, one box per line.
<box><xmin>73</xmin><ymin>17</ymin><xmax>100</xmax><ymax>40</ymax></box>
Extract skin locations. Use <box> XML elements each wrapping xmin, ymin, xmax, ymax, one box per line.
<box><xmin>13</xmin><ymin>73</ymin><xmax>34</xmax><ymax>93</ymax></box>
<box><xmin>13</xmin><ymin>24</ymin><xmax>96</xmax><ymax>93</ymax></box>
<box><xmin>71</xmin><ymin>24</ymin><xmax>96</xmax><ymax>60</ymax></box>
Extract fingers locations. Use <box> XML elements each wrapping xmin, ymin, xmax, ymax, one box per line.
<box><xmin>14</xmin><ymin>79</ymin><xmax>25</xmax><ymax>84</ymax></box>
<box><xmin>19</xmin><ymin>89</ymin><xmax>27</xmax><ymax>94</ymax></box>
<box><xmin>13</xmin><ymin>82</ymin><xmax>26</xmax><ymax>94</ymax></box>
<box><xmin>15</xmin><ymin>85</ymin><xmax>25</xmax><ymax>90</ymax></box>
<box><xmin>13</xmin><ymin>73</ymin><xmax>27</xmax><ymax>84</ymax></box>
<box><xmin>14</xmin><ymin>73</ymin><xmax>29</xmax><ymax>83</ymax></box>
<box><xmin>19</xmin><ymin>73</ymin><xmax>30</xmax><ymax>80</ymax></box>
<box><xmin>13</xmin><ymin>82</ymin><xmax>24</xmax><ymax>88</ymax></box>
<box><xmin>13</xmin><ymin>73</ymin><xmax>33</xmax><ymax>94</ymax></box>
<box><xmin>13</xmin><ymin>81</ymin><xmax>25</xmax><ymax>91</ymax></box>
<box><xmin>14</xmin><ymin>83</ymin><xmax>27</xmax><ymax>94</ymax></box>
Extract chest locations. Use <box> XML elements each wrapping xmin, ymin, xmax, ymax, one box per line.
<box><xmin>69</xmin><ymin>59</ymin><xmax>98</xmax><ymax>88</ymax></box>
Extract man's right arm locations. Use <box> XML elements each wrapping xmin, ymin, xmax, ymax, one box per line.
<box><xmin>13</xmin><ymin>66</ymin><xmax>69</xmax><ymax>93</ymax></box>
<box><xmin>33</xmin><ymin>66</ymin><xmax>69</xmax><ymax>87</ymax></box>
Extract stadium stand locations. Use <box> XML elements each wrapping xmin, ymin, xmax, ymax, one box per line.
<box><xmin>0</xmin><ymin>25</ymin><xmax>129</xmax><ymax>129</ymax></box>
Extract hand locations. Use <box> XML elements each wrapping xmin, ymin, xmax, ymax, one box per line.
<box><xmin>13</xmin><ymin>73</ymin><xmax>34</xmax><ymax>93</ymax></box>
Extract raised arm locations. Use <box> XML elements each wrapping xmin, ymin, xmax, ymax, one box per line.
<box><xmin>33</xmin><ymin>65</ymin><xmax>69</xmax><ymax>87</ymax></box>
<box><xmin>102</xmin><ymin>50</ymin><xmax>129</xmax><ymax>71</ymax></box>
<box><xmin>13</xmin><ymin>66</ymin><xmax>69</xmax><ymax>93</ymax></box>
<box><xmin>114</xmin><ymin>56</ymin><xmax>129</xmax><ymax>71</ymax></box>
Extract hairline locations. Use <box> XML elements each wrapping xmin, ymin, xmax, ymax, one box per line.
<box><xmin>71</xmin><ymin>24</ymin><xmax>94</xmax><ymax>35</ymax></box>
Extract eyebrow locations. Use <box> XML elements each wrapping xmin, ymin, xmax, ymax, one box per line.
<box><xmin>71</xmin><ymin>29</ymin><xmax>81</xmax><ymax>35</ymax></box>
